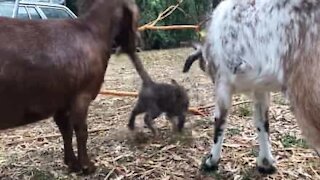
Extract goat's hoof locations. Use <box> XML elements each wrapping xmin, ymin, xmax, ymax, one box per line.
<box><xmin>151</xmin><ymin>129</ymin><xmax>159</xmax><ymax>138</ymax></box>
<box><xmin>64</xmin><ymin>156</ymin><xmax>77</xmax><ymax>166</ymax></box>
<box><xmin>152</xmin><ymin>132</ymin><xmax>160</xmax><ymax>139</ymax></box>
<box><xmin>127</xmin><ymin>124</ymin><xmax>135</xmax><ymax>131</ymax></box>
<box><xmin>68</xmin><ymin>162</ymin><xmax>82</xmax><ymax>173</ymax></box>
<box><xmin>174</xmin><ymin>130</ymin><xmax>184</xmax><ymax>136</ymax></box>
<box><xmin>256</xmin><ymin>157</ymin><xmax>277</xmax><ymax>174</ymax></box>
<box><xmin>200</xmin><ymin>154</ymin><xmax>219</xmax><ymax>173</ymax></box>
<box><xmin>257</xmin><ymin>165</ymin><xmax>277</xmax><ymax>174</ymax></box>
<box><xmin>82</xmin><ymin>162</ymin><xmax>96</xmax><ymax>175</ymax></box>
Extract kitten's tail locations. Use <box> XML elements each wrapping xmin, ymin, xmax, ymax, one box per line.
<box><xmin>128</xmin><ymin>52</ymin><xmax>153</xmax><ymax>85</ymax></box>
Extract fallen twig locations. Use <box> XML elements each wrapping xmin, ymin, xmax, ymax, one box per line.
<box><xmin>105</xmin><ymin>167</ymin><xmax>116</xmax><ymax>180</ymax></box>
<box><xmin>6</xmin><ymin>127</ymin><xmax>111</xmax><ymax>146</ymax></box>
<box><xmin>188</xmin><ymin>107</ymin><xmax>208</xmax><ymax>116</ymax></box>
<box><xmin>4</xmin><ymin>107</ymin><xmax>207</xmax><ymax>146</ymax></box>
<box><xmin>197</xmin><ymin>100</ymin><xmax>252</xmax><ymax>110</ymax></box>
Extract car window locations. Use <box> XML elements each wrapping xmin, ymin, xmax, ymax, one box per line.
<box><xmin>37</xmin><ymin>0</ymin><xmax>64</xmax><ymax>4</ymax></box>
<box><xmin>17</xmin><ymin>6</ymin><xmax>29</xmax><ymax>19</ymax></box>
<box><xmin>39</xmin><ymin>7</ymin><xmax>72</xmax><ymax>19</ymax></box>
<box><xmin>0</xmin><ymin>4</ymin><xmax>14</xmax><ymax>17</ymax></box>
<box><xmin>52</xmin><ymin>0</ymin><xmax>65</xmax><ymax>5</ymax></box>
<box><xmin>26</xmin><ymin>7</ymin><xmax>41</xmax><ymax>19</ymax></box>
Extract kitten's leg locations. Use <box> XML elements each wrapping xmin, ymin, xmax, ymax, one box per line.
<box><xmin>128</xmin><ymin>101</ymin><xmax>145</xmax><ymax>131</ymax></box>
<box><xmin>144</xmin><ymin>105</ymin><xmax>161</xmax><ymax>136</ymax></box>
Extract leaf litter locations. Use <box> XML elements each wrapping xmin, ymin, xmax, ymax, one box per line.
<box><xmin>0</xmin><ymin>48</ymin><xmax>319</xmax><ymax>180</ymax></box>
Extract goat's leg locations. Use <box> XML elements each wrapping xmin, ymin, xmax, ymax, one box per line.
<box><xmin>54</xmin><ymin>110</ymin><xmax>81</xmax><ymax>172</ymax></box>
<box><xmin>253</xmin><ymin>92</ymin><xmax>276</xmax><ymax>174</ymax></box>
<box><xmin>201</xmin><ymin>82</ymin><xmax>231</xmax><ymax>172</ymax></box>
<box><xmin>70</xmin><ymin>94</ymin><xmax>96</xmax><ymax>174</ymax></box>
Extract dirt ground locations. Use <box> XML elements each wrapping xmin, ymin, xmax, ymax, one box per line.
<box><xmin>0</xmin><ymin>48</ymin><xmax>319</xmax><ymax>180</ymax></box>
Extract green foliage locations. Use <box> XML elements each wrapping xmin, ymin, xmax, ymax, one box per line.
<box><xmin>69</xmin><ymin>0</ymin><xmax>212</xmax><ymax>49</ymax></box>
<box><xmin>237</xmin><ymin>104</ymin><xmax>252</xmax><ymax>117</ymax></box>
<box><xmin>281</xmin><ymin>134</ymin><xmax>308</xmax><ymax>148</ymax></box>
<box><xmin>227</xmin><ymin>128</ymin><xmax>241</xmax><ymax>136</ymax></box>
<box><xmin>29</xmin><ymin>169</ymin><xmax>55</xmax><ymax>180</ymax></box>
<box><xmin>137</xmin><ymin>0</ymin><xmax>211</xmax><ymax>49</ymax></box>
<box><xmin>66</xmin><ymin>0</ymin><xmax>79</xmax><ymax>15</ymax></box>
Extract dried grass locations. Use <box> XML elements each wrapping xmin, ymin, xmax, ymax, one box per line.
<box><xmin>0</xmin><ymin>48</ymin><xmax>319</xmax><ymax>180</ymax></box>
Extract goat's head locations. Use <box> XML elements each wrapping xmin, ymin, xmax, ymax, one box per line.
<box><xmin>77</xmin><ymin>0</ymin><xmax>96</xmax><ymax>15</ymax></box>
<box><xmin>112</xmin><ymin>0</ymin><xmax>140</xmax><ymax>56</ymax></box>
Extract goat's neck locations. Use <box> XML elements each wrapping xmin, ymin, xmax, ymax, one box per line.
<box><xmin>80</xmin><ymin>0</ymin><xmax>120</xmax><ymax>47</ymax></box>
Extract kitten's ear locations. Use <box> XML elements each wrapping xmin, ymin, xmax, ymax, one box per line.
<box><xmin>171</xmin><ymin>79</ymin><xmax>178</xmax><ymax>86</ymax></box>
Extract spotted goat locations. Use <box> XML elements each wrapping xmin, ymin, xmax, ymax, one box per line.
<box><xmin>183</xmin><ymin>0</ymin><xmax>320</xmax><ymax>174</ymax></box>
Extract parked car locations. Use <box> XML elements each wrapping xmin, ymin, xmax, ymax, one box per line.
<box><xmin>0</xmin><ymin>0</ymin><xmax>76</xmax><ymax>20</ymax></box>
<box><xmin>0</xmin><ymin>1</ymin><xmax>139</xmax><ymax>52</ymax></box>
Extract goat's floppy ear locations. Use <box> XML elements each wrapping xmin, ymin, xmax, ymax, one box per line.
<box><xmin>114</xmin><ymin>0</ymin><xmax>140</xmax><ymax>54</ymax></box>
<box><xmin>123</xmin><ymin>0</ymin><xmax>139</xmax><ymax>33</ymax></box>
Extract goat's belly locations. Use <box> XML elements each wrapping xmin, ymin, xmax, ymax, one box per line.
<box><xmin>232</xmin><ymin>74</ymin><xmax>282</xmax><ymax>93</ymax></box>
<box><xmin>0</xmin><ymin>111</ymin><xmax>54</xmax><ymax>130</ymax></box>
<box><xmin>0</xmin><ymin>106</ymin><xmax>55</xmax><ymax>130</ymax></box>
<box><xmin>0</xmin><ymin>99</ymin><xmax>61</xmax><ymax>130</ymax></box>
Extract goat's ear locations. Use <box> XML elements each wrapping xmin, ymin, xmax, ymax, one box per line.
<box><xmin>114</xmin><ymin>0</ymin><xmax>140</xmax><ymax>53</ymax></box>
<box><xmin>123</xmin><ymin>0</ymin><xmax>139</xmax><ymax>33</ymax></box>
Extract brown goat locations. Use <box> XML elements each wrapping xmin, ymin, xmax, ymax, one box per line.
<box><xmin>0</xmin><ymin>0</ymin><xmax>140</xmax><ymax>174</ymax></box>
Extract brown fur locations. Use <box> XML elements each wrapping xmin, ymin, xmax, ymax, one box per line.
<box><xmin>0</xmin><ymin>0</ymin><xmax>140</xmax><ymax>174</ymax></box>
<box><xmin>283</xmin><ymin>2</ymin><xmax>320</xmax><ymax>155</ymax></box>
<box><xmin>285</xmin><ymin>42</ymin><xmax>320</xmax><ymax>154</ymax></box>
<box><xmin>77</xmin><ymin>0</ymin><xmax>97</xmax><ymax>15</ymax></box>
